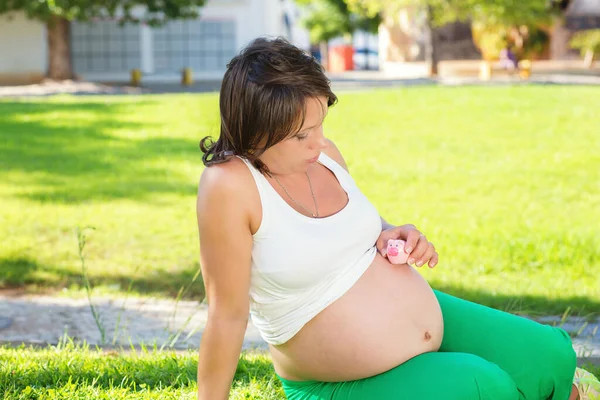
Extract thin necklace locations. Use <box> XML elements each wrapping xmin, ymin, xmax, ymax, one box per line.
<box><xmin>272</xmin><ymin>172</ymin><xmax>319</xmax><ymax>218</ymax></box>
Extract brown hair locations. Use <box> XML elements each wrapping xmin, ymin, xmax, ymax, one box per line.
<box><xmin>199</xmin><ymin>37</ymin><xmax>337</xmax><ymax>175</ymax></box>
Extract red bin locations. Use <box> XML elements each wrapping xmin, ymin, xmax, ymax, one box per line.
<box><xmin>328</xmin><ymin>45</ymin><xmax>354</xmax><ymax>72</ymax></box>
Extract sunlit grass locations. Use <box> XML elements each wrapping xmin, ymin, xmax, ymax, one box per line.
<box><xmin>1</xmin><ymin>86</ymin><xmax>599</xmax><ymax>315</ymax></box>
<box><xmin>0</xmin><ymin>339</ymin><xmax>597</xmax><ymax>399</ymax></box>
<box><xmin>0</xmin><ymin>340</ymin><xmax>283</xmax><ymax>399</ymax></box>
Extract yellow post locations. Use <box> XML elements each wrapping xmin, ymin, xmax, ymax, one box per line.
<box><xmin>518</xmin><ymin>60</ymin><xmax>531</xmax><ymax>79</ymax></box>
<box><xmin>181</xmin><ymin>67</ymin><xmax>193</xmax><ymax>86</ymax></box>
<box><xmin>130</xmin><ymin>68</ymin><xmax>142</xmax><ymax>86</ymax></box>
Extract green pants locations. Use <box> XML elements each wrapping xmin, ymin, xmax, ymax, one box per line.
<box><xmin>278</xmin><ymin>290</ymin><xmax>577</xmax><ymax>400</ymax></box>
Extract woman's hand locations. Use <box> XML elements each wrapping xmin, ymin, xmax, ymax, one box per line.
<box><xmin>376</xmin><ymin>224</ymin><xmax>438</xmax><ymax>268</ymax></box>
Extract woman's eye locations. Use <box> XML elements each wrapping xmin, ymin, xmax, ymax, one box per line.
<box><xmin>297</xmin><ymin>134</ymin><xmax>308</xmax><ymax>141</ymax></box>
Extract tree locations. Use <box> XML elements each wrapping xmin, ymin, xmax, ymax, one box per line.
<box><xmin>345</xmin><ymin>0</ymin><xmax>560</xmax><ymax>75</ymax></box>
<box><xmin>297</xmin><ymin>0</ymin><xmax>380</xmax><ymax>70</ymax></box>
<box><xmin>570</xmin><ymin>29</ymin><xmax>600</xmax><ymax>68</ymax></box>
<box><xmin>0</xmin><ymin>1</ymin><xmax>206</xmax><ymax>80</ymax></box>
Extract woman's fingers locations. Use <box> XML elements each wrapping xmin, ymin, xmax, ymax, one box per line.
<box><xmin>428</xmin><ymin>251</ymin><xmax>439</xmax><ymax>268</ymax></box>
<box><xmin>376</xmin><ymin>231</ymin><xmax>395</xmax><ymax>257</ymax></box>
<box><xmin>415</xmin><ymin>243</ymin><xmax>436</xmax><ymax>268</ymax></box>
<box><xmin>402</xmin><ymin>229</ymin><xmax>422</xmax><ymax>255</ymax></box>
<box><xmin>407</xmin><ymin>235</ymin><xmax>429</xmax><ymax>265</ymax></box>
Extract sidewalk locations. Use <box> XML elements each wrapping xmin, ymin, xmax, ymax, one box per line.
<box><xmin>1</xmin><ymin>292</ymin><xmax>598</xmax><ymax>366</ymax></box>
<box><xmin>326</xmin><ymin>60</ymin><xmax>600</xmax><ymax>89</ymax></box>
<box><xmin>1</xmin><ymin>59</ymin><xmax>599</xmax><ymax>98</ymax></box>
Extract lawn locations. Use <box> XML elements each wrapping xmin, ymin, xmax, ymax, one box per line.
<box><xmin>0</xmin><ymin>341</ymin><xmax>284</xmax><ymax>399</ymax></box>
<box><xmin>1</xmin><ymin>85</ymin><xmax>599</xmax><ymax>316</ymax></box>
<box><xmin>0</xmin><ymin>341</ymin><xmax>597</xmax><ymax>399</ymax></box>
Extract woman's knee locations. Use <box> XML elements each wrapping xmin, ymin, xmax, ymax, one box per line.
<box><xmin>464</xmin><ymin>355</ymin><xmax>519</xmax><ymax>400</ymax></box>
<box><xmin>430</xmin><ymin>353</ymin><xmax>519</xmax><ymax>400</ymax></box>
<box><xmin>534</xmin><ymin>326</ymin><xmax>577</xmax><ymax>378</ymax></box>
<box><xmin>358</xmin><ymin>352</ymin><xmax>518</xmax><ymax>400</ymax></box>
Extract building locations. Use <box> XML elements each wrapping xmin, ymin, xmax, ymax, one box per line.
<box><xmin>378</xmin><ymin>1</ymin><xmax>600</xmax><ymax>73</ymax></box>
<box><xmin>565</xmin><ymin>0</ymin><xmax>600</xmax><ymax>30</ymax></box>
<box><xmin>0</xmin><ymin>0</ymin><xmax>309</xmax><ymax>85</ymax></box>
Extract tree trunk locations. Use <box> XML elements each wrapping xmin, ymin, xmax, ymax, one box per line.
<box><xmin>425</xmin><ymin>5</ymin><xmax>439</xmax><ymax>77</ymax></box>
<box><xmin>583</xmin><ymin>49</ymin><xmax>595</xmax><ymax>68</ymax></box>
<box><xmin>47</xmin><ymin>15</ymin><xmax>74</xmax><ymax>80</ymax></box>
<box><xmin>550</xmin><ymin>17</ymin><xmax>570</xmax><ymax>60</ymax></box>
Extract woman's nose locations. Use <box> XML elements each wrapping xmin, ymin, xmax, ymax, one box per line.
<box><xmin>311</xmin><ymin>132</ymin><xmax>328</xmax><ymax>150</ymax></box>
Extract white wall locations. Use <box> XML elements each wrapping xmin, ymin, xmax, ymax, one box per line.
<box><xmin>203</xmin><ymin>0</ymin><xmax>267</xmax><ymax>51</ymax></box>
<box><xmin>261</xmin><ymin>0</ymin><xmax>282</xmax><ymax>41</ymax></box>
<box><xmin>0</xmin><ymin>1</ymin><xmax>313</xmax><ymax>83</ymax></box>
<box><xmin>0</xmin><ymin>12</ymin><xmax>46</xmax><ymax>82</ymax></box>
<box><xmin>283</xmin><ymin>0</ymin><xmax>310</xmax><ymax>50</ymax></box>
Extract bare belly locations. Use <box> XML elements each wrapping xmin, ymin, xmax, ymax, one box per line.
<box><xmin>269</xmin><ymin>253</ymin><xmax>444</xmax><ymax>382</ymax></box>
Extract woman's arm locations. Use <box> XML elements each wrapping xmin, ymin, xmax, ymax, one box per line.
<box><xmin>323</xmin><ymin>139</ymin><xmax>436</xmax><ymax>266</ymax></box>
<box><xmin>196</xmin><ymin>162</ymin><xmax>254</xmax><ymax>400</ymax></box>
<box><xmin>381</xmin><ymin>217</ymin><xmax>395</xmax><ymax>231</ymax></box>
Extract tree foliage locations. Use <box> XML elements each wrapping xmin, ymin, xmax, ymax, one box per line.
<box><xmin>570</xmin><ymin>29</ymin><xmax>600</xmax><ymax>57</ymax></box>
<box><xmin>345</xmin><ymin>0</ymin><xmax>561</xmax><ymax>28</ymax></box>
<box><xmin>0</xmin><ymin>0</ymin><xmax>206</xmax><ymax>25</ymax></box>
<box><xmin>297</xmin><ymin>0</ymin><xmax>380</xmax><ymax>44</ymax></box>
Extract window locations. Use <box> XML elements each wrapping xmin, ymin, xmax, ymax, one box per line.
<box><xmin>71</xmin><ymin>21</ymin><xmax>142</xmax><ymax>73</ymax></box>
<box><xmin>152</xmin><ymin>20</ymin><xmax>236</xmax><ymax>73</ymax></box>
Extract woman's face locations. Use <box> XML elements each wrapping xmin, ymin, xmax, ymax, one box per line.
<box><xmin>259</xmin><ymin>96</ymin><xmax>329</xmax><ymax>175</ymax></box>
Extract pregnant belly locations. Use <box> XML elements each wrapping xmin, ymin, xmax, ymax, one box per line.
<box><xmin>269</xmin><ymin>253</ymin><xmax>444</xmax><ymax>382</ymax></box>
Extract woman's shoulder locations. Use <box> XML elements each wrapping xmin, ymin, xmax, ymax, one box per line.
<box><xmin>322</xmin><ymin>139</ymin><xmax>350</xmax><ymax>172</ymax></box>
<box><xmin>199</xmin><ymin>156</ymin><xmax>253</xmax><ymax>191</ymax></box>
<box><xmin>197</xmin><ymin>157</ymin><xmax>261</xmax><ymax>232</ymax></box>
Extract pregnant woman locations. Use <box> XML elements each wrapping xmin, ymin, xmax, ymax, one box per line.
<box><xmin>196</xmin><ymin>37</ymin><xmax>598</xmax><ymax>400</ymax></box>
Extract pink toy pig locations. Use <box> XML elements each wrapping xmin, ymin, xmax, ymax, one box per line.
<box><xmin>386</xmin><ymin>239</ymin><xmax>409</xmax><ymax>264</ymax></box>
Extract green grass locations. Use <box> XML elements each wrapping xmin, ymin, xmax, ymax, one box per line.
<box><xmin>0</xmin><ymin>341</ymin><xmax>597</xmax><ymax>399</ymax></box>
<box><xmin>1</xmin><ymin>86</ymin><xmax>599</xmax><ymax>316</ymax></box>
<box><xmin>0</xmin><ymin>341</ymin><xmax>284</xmax><ymax>399</ymax></box>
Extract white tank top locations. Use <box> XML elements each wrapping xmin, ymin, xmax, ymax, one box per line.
<box><xmin>238</xmin><ymin>152</ymin><xmax>382</xmax><ymax>345</ymax></box>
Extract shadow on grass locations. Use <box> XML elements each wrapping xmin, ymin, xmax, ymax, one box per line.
<box><xmin>0</xmin><ymin>255</ymin><xmax>41</xmax><ymax>287</ymax></box>
<box><xmin>0</xmin><ymin>255</ymin><xmax>204</xmax><ymax>300</ymax></box>
<box><xmin>90</xmin><ymin>264</ymin><xmax>206</xmax><ymax>300</ymax></box>
<box><xmin>1</xmin><ymin>251</ymin><xmax>598</xmax><ymax>315</ymax></box>
<box><xmin>432</xmin><ymin>283</ymin><xmax>600</xmax><ymax>319</ymax></box>
<box><xmin>1</xmin><ymin>100</ymin><xmax>204</xmax><ymax>204</ymax></box>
